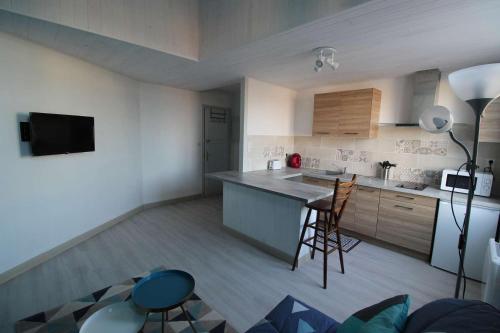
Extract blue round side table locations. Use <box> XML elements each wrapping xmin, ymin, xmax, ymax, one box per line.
<box><xmin>132</xmin><ymin>270</ymin><xmax>197</xmax><ymax>333</ymax></box>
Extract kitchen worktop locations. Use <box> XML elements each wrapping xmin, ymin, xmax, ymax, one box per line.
<box><xmin>208</xmin><ymin>167</ymin><xmax>500</xmax><ymax>210</ymax></box>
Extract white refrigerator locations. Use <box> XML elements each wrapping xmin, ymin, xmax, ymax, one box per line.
<box><xmin>431</xmin><ymin>201</ymin><xmax>499</xmax><ymax>282</ymax></box>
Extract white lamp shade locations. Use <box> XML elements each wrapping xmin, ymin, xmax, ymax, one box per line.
<box><xmin>448</xmin><ymin>63</ymin><xmax>500</xmax><ymax>101</ymax></box>
<box><xmin>419</xmin><ymin>105</ymin><xmax>454</xmax><ymax>133</ymax></box>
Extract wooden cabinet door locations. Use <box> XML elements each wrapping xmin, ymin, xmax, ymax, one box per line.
<box><xmin>376</xmin><ymin>198</ymin><xmax>436</xmax><ymax>254</ymax></box>
<box><xmin>313</xmin><ymin>93</ymin><xmax>340</xmax><ymax>135</ymax></box>
<box><xmin>313</xmin><ymin>88</ymin><xmax>381</xmax><ymax>138</ymax></box>
<box><xmin>354</xmin><ymin>185</ymin><xmax>380</xmax><ymax>237</ymax></box>
<box><xmin>380</xmin><ymin>190</ymin><xmax>437</xmax><ymax>207</ymax></box>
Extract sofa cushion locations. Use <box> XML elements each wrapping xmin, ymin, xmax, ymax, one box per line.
<box><xmin>246</xmin><ymin>295</ymin><xmax>339</xmax><ymax>333</ymax></box>
<box><xmin>337</xmin><ymin>295</ymin><xmax>410</xmax><ymax>333</ymax></box>
<box><xmin>403</xmin><ymin>298</ymin><xmax>500</xmax><ymax>333</ymax></box>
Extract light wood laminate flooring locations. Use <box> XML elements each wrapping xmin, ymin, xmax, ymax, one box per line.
<box><xmin>0</xmin><ymin>196</ymin><xmax>479</xmax><ymax>332</ymax></box>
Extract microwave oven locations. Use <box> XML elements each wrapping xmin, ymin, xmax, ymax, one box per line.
<box><xmin>440</xmin><ymin>169</ymin><xmax>493</xmax><ymax>197</ymax></box>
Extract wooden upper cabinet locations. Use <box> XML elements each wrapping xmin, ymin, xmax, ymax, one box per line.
<box><xmin>313</xmin><ymin>88</ymin><xmax>381</xmax><ymax>138</ymax></box>
<box><xmin>479</xmin><ymin>98</ymin><xmax>500</xmax><ymax>143</ymax></box>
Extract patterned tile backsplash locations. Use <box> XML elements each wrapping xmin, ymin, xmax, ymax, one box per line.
<box><xmin>395</xmin><ymin>139</ymin><xmax>448</xmax><ymax>156</ymax></box>
<box><xmin>246</xmin><ymin>126</ymin><xmax>500</xmax><ymax>195</ymax></box>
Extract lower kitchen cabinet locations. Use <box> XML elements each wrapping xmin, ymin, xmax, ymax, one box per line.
<box><xmin>376</xmin><ymin>192</ymin><xmax>437</xmax><ymax>254</ymax></box>
<box><xmin>301</xmin><ymin>177</ymin><xmax>439</xmax><ymax>256</ymax></box>
<box><xmin>354</xmin><ymin>186</ymin><xmax>380</xmax><ymax>237</ymax></box>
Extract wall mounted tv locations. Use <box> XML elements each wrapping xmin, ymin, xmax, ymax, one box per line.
<box><xmin>24</xmin><ymin>112</ymin><xmax>95</xmax><ymax>156</ymax></box>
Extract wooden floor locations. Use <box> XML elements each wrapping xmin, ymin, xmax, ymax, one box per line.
<box><xmin>0</xmin><ymin>196</ymin><xmax>479</xmax><ymax>333</ymax></box>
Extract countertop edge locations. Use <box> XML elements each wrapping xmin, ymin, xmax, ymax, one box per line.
<box><xmin>207</xmin><ymin>169</ymin><xmax>500</xmax><ymax>210</ymax></box>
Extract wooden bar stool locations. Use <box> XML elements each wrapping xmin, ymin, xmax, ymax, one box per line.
<box><xmin>291</xmin><ymin>175</ymin><xmax>357</xmax><ymax>289</ymax></box>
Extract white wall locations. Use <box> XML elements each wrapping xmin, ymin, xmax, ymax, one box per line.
<box><xmin>0</xmin><ymin>32</ymin><xmax>209</xmax><ymax>275</ymax></box>
<box><xmin>246</xmin><ymin>77</ymin><xmax>297</xmax><ymax>136</ymax></box>
<box><xmin>0</xmin><ymin>32</ymin><xmax>143</xmax><ymax>273</ymax></box>
<box><xmin>231</xmin><ymin>90</ymin><xmax>241</xmax><ymax>171</ymax></box>
<box><xmin>201</xmin><ymin>90</ymin><xmax>233</xmax><ymax>108</ymax></box>
<box><xmin>139</xmin><ymin>83</ymin><xmax>202</xmax><ymax>204</ymax></box>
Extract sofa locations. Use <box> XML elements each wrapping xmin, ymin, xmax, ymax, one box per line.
<box><xmin>246</xmin><ymin>295</ymin><xmax>500</xmax><ymax>333</ymax></box>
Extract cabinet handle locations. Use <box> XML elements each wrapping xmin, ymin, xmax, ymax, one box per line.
<box><xmin>359</xmin><ymin>188</ymin><xmax>375</xmax><ymax>193</ymax></box>
<box><xmin>343</xmin><ymin>132</ymin><xmax>359</xmax><ymax>135</ymax></box>
<box><xmin>394</xmin><ymin>204</ymin><xmax>413</xmax><ymax>211</ymax></box>
<box><xmin>396</xmin><ymin>195</ymin><xmax>415</xmax><ymax>200</ymax></box>
<box><xmin>315</xmin><ymin>131</ymin><xmax>330</xmax><ymax>135</ymax></box>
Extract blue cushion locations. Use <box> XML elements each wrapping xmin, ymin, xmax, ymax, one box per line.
<box><xmin>337</xmin><ymin>295</ymin><xmax>410</xmax><ymax>333</ymax></box>
<box><xmin>246</xmin><ymin>295</ymin><xmax>339</xmax><ymax>333</ymax></box>
<box><xmin>403</xmin><ymin>298</ymin><xmax>500</xmax><ymax>333</ymax></box>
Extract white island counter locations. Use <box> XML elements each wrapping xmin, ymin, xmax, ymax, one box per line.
<box><xmin>208</xmin><ymin>169</ymin><xmax>336</xmax><ymax>263</ymax></box>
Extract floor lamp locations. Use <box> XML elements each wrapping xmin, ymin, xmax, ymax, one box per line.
<box><xmin>419</xmin><ymin>63</ymin><xmax>500</xmax><ymax>298</ymax></box>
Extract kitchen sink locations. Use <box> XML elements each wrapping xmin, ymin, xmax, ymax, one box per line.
<box><xmin>306</xmin><ymin>169</ymin><xmax>345</xmax><ymax>176</ymax></box>
<box><xmin>395</xmin><ymin>182</ymin><xmax>428</xmax><ymax>191</ymax></box>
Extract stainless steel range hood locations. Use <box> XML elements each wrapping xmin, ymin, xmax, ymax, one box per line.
<box><xmin>394</xmin><ymin>69</ymin><xmax>441</xmax><ymax>126</ymax></box>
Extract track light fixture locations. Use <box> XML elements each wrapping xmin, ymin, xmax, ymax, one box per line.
<box><xmin>313</xmin><ymin>47</ymin><xmax>339</xmax><ymax>72</ymax></box>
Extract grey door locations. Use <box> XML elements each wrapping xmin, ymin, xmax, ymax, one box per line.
<box><xmin>203</xmin><ymin>106</ymin><xmax>231</xmax><ymax>195</ymax></box>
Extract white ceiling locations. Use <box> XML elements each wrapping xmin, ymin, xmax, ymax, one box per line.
<box><xmin>1</xmin><ymin>0</ymin><xmax>500</xmax><ymax>92</ymax></box>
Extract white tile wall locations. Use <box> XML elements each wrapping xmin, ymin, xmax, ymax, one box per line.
<box><xmin>245</xmin><ymin>126</ymin><xmax>500</xmax><ymax>195</ymax></box>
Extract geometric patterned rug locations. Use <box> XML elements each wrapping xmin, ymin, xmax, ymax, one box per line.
<box><xmin>329</xmin><ymin>233</ymin><xmax>361</xmax><ymax>253</ymax></box>
<box><xmin>15</xmin><ymin>266</ymin><xmax>237</xmax><ymax>333</ymax></box>
<box><xmin>315</xmin><ymin>232</ymin><xmax>361</xmax><ymax>253</ymax></box>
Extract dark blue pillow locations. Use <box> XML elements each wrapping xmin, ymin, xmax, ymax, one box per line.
<box><xmin>247</xmin><ymin>295</ymin><xmax>339</xmax><ymax>333</ymax></box>
<box><xmin>404</xmin><ymin>298</ymin><xmax>500</xmax><ymax>333</ymax></box>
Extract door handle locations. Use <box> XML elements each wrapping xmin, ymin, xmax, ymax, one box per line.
<box><xmin>394</xmin><ymin>205</ymin><xmax>413</xmax><ymax>211</ymax></box>
<box><xmin>396</xmin><ymin>195</ymin><xmax>415</xmax><ymax>200</ymax></box>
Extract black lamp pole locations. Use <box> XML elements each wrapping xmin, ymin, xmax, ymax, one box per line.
<box><xmin>453</xmin><ymin>98</ymin><xmax>491</xmax><ymax>298</ymax></box>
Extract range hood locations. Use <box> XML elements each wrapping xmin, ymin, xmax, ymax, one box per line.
<box><xmin>394</xmin><ymin>69</ymin><xmax>441</xmax><ymax>126</ymax></box>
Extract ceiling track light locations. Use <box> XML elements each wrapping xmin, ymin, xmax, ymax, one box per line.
<box><xmin>313</xmin><ymin>47</ymin><xmax>339</xmax><ymax>73</ymax></box>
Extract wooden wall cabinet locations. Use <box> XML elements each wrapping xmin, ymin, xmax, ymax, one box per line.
<box><xmin>479</xmin><ymin>98</ymin><xmax>500</xmax><ymax>143</ymax></box>
<box><xmin>313</xmin><ymin>88</ymin><xmax>381</xmax><ymax>138</ymax></box>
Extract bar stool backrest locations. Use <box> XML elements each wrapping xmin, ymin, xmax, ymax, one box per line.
<box><xmin>328</xmin><ymin>174</ymin><xmax>357</xmax><ymax>230</ymax></box>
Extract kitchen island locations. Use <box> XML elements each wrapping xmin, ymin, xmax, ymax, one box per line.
<box><xmin>208</xmin><ymin>168</ymin><xmax>500</xmax><ymax>263</ymax></box>
<box><xmin>208</xmin><ymin>169</ymin><xmax>333</xmax><ymax>263</ymax></box>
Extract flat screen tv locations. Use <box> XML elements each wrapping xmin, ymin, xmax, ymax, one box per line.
<box><xmin>29</xmin><ymin>112</ymin><xmax>95</xmax><ymax>156</ymax></box>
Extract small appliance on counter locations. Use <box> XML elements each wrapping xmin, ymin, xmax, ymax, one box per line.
<box><xmin>287</xmin><ymin>153</ymin><xmax>302</xmax><ymax>168</ymax></box>
<box><xmin>267</xmin><ymin>159</ymin><xmax>282</xmax><ymax>170</ymax></box>
<box><xmin>379</xmin><ymin>161</ymin><xmax>397</xmax><ymax>180</ymax></box>
<box><xmin>440</xmin><ymin>168</ymin><xmax>493</xmax><ymax>197</ymax></box>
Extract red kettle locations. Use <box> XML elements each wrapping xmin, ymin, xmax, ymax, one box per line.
<box><xmin>288</xmin><ymin>153</ymin><xmax>302</xmax><ymax>168</ymax></box>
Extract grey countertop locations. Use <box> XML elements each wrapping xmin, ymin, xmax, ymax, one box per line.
<box><xmin>208</xmin><ymin>167</ymin><xmax>500</xmax><ymax>210</ymax></box>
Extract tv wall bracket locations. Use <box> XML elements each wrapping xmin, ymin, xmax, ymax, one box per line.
<box><xmin>20</xmin><ymin>122</ymin><xmax>30</xmax><ymax>142</ymax></box>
